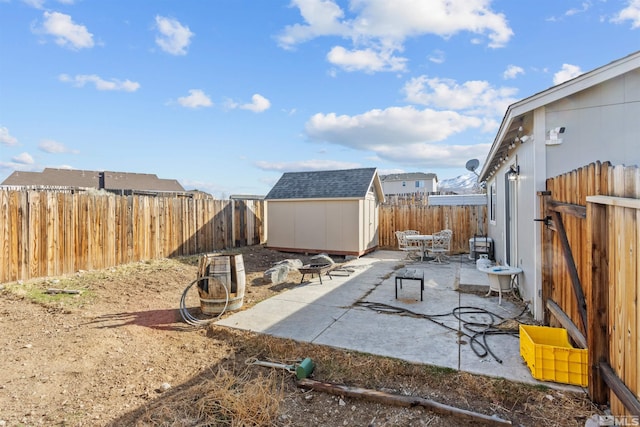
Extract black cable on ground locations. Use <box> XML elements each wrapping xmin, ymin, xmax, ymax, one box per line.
<box><xmin>354</xmin><ymin>301</ymin><xmax>530</xmax><ymax>363</ymax></box>
<box><xmin>179</xmin><ymin>276</ymin><xmax>229</xmax><ymax>327</ymax></box>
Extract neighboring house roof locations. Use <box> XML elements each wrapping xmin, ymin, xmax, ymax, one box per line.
<box><xmin>1</xmin><ymin>168</ymin><xmax>185</xmax><ymax>192</ymax></box>
<box><xmin>380</xmin><ymin>172</ymin><xmax>438</xmax><ymax>182</ymax></box>
<box><xmin>479</xmin><ymin>50</ymin><xmax>640</xmax><ymax>181</ymax></box>
<box><xmin>265</xmin><ymin>167</ymin><xmax>383</xmax><ymax>200</ymax></box>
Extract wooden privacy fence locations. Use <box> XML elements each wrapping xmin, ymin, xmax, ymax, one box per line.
<box><xmin>541</xmin><ymin>161</ymin><xmax>640</xmax><ymax>418</ymax></box>
<box><xmin>0</xmin><ymin>190</ymin><xmax>264</xmax><ymax>283</ymax></box>
<box><xmin>378</xmin><ymin>204</ymin><xmax>487</xmax><ymax>254</ymax></box>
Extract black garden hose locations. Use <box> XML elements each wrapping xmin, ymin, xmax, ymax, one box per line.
<box><xmin>179</xmin><ymin>275</ymin><xmax>229</xmax><ymax>327</ymax></box>
<box><xmin>354</xmin><ymin>301</ymin><xmax>529</xmax><ymax>363</ymax></box>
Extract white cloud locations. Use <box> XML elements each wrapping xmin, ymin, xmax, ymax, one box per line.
<box><xmin>553</xmin><ymin>63</ymin><xmax>584</xmax><ymax>85</ymax></box>
<box><xmin>154</xmin><ymin>16</ymin><xmax>194</xmax><ymax>55</ymax></box>
<box><xmin>0</xmin><ymin>126</ymin><xmax>18</xmax><ymax>146</ymax></box>
<box><xmin>503</xmin><ymin>65</ymin><xmax>524</xmax><ymax>80</ymax></box>
<box><xmin>611</xmin><ymin>0</ymin><xmax>640</xmax><ymax>28</ymax></box>
<box><xmin>305</xmin><ymin>106</ymin><xmax>483</xmax><ymax>150</ymax></box>
<box><xmin>402</xmin><ymin>76</ymin><xmax>518</xmax><ymax>117</ymax></box>
<box><xmin>278</xmin><ymin>0</ymin><xmax>513</xmax><ymax>72</ymax></box>
<box><xmin>374</xmin><ymin>141</ymin><xmax>491</xmax><ymax>168</ymax></box>
<box><xmin>277</xmin><ymin>0</ymin><xmax>350</xmax><ymax>48</ymax></box>
<box><xmin>327</xmin><ymin>45</ymin><xmax>407</xmax><ymax>72</ymax></box>
<box><xmin>38</xmin><ymin>139</ymin><xmax>78</xmax><ymax>154</ymax></box>
<box><xmin>428</xmin><ymin>49</ymin><xmax>445</xmax><ymax>64</ymax></box>
<box><xmin>22</xmin><ymin>0</ymin><xmax>75</xmax><ymax>6</ymax></box>
<box><xmin>302</xmin><ymin>99</ymin><xmax>498</xmax><ymax>168</ymax></box>
<box><xmin>565</xmin><ymin>2</ymin><xmax>591</xmax><ymax>16</ymax></box>
<box><xmin>177</xmin><ymin>89</ymin><xmax>212</xmax><ymax>108</ymax></box>
<box><xmin>13</xmin><ymin>152</ymin><xmax>35</xmax><ymax>165</ymax></box>
<box><xmin>240</xmin><ymin>94</ymin><xmax>271</xmax><ymax>113</ymax></box>
<box><xmin>22</xmin><ymin>0</ymin><xmax>46</xmax><ymax>8</ymax></box>
<box><xmin>59</xmin><ymin>74</ymin><xmax>140</xmax><ymax>91</ymax></box>
<box><xmin>254</xmin><ymin>159</ymin><xmax>361</xmax><ymax>172</ymax></box>
<box><xmin>39</xmin><ymin>11</ymin><xmax>94</xmax><ymax>50</ymax></box>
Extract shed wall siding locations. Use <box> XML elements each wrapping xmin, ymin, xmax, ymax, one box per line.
<box><xmin>266</xmin><ymin>200</ymin><xmax>366</xmax><ymax>254</ymax></box>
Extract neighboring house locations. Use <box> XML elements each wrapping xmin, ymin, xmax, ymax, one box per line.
<box><xmin>264</xmin><ymin>167</ymin><xmax>385</xmax><ymax>256</ymax></box>
<box><xmin>380</xmin><ymin>172</ymin><xmax>438</xmax><ymax>196</ymax></box>
<box><xmin>427</xmin><ymin>194</ymin><xmax>487</xmax><ymax>206</ymax></box>
<box><xmin>478</xmin><ymin>50</ymin><xmax>640</xmax><ymax>321</ymax></box>
<box><xmin>1</xmin><ymin>168</ymin><xmax>185</xmax><ymax>194</ymax></box>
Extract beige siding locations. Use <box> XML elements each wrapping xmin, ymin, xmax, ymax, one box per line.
<box><xmin>266</xmin><ymin>199</ymin><xmax>374</xmax><ymax>255</ymax></box>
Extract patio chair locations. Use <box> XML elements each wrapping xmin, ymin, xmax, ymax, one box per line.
<box><xmin>395</xmin><ymin>231</ymin><xmax>422</xmax><ymax>259</ymax></box>
<box><xmin>427</xmin><ymin>231</ymin><xmax>451</xmax><ymax>263</ymax></box>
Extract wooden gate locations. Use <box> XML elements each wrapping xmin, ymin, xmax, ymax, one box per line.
<box><xmin>541</xmin><ymin>162</ymin><xmax>640</xmax><ymax>417</ymax></box>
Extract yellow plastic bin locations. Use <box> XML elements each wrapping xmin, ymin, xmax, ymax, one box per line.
<box><xmin>519</xmin><ymin>325</ymin><xmax>588</xmax><ymax>387</ymax></box>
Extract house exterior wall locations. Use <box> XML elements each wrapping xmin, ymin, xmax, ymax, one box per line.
<box><xmin>486</xmin><ymin>139</ymin><xmax>545</xmax><ymax>320</ymax></box>
<box><xmin>428</xmin><ymin>194</ymin><xmax>486</xmax><ymax>206</ymax></box>
<box><xmin>487</xmin><ymin>68</ymin><xmax>640</xmax><ymax>322</ymax></box>
<box><xmin>265</xmin><ymin>198</ymin><xmax>377</xmax><ymax>255</ymax></box>
<box><xmin>382</xmin><ymin>178</ymin><xmax>437</xmax><ymax>195</ymax></box>
<box><xmin>544</xmin><ymin>70</ymin><xmax>640</xmax><ymax>177</ymax></box>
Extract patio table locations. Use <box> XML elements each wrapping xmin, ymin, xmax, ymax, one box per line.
<box><xmin>478</xmin><ymin>265</ymin><xmax>522</xmax><ymax>305</ymax></box>
<box><xmin>405</xmin><ymin>234</ymin><xmax>433</xmax><ymax>261</ymax></box>
<box><xmin>395</xmin><ymin>268</ymin><xmax>425</xmax><ymax>301</ymax></box>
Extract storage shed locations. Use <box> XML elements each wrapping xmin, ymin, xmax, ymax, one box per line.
<box><xmin>264</xmin><ymin>168</ymin><xmax>385</xmax><ymax>256</ymax></box>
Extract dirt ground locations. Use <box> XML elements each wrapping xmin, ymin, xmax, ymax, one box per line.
<box><xmin>0</xmin><ymin>245</ymin><xmax>602</xmax><ymax>426</ymax></box>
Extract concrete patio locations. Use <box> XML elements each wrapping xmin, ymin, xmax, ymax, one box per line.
<box><xmin>216</xmin><ymin>250</ymin><xmax>583</xmax><ymax>391</ymax></box>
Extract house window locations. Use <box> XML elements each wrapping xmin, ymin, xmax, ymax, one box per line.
<box><xmin>490</xmin><ymin>181</ymin><xmax>497</xmax><ymax>222</ymax></box>
<box><xmin>415</xmin><ymin>181</ymin><xmax>423</xmax><ymax>188</ymax></box>
<box><xmin>402</xmin><ymin>181</ymin><xmax>406</xmax><ymax>187</ymax></box>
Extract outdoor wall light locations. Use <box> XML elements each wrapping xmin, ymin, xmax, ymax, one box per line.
<box><xmin>507</xmin><ymin>165</ymin><xmax>520</xmax><ymax>181</ymax></box>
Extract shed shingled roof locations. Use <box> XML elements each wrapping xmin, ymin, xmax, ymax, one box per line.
<box><xmin>265</xmin><ymin>167</ymin><xmax>378</xmax><ymax>200</ymax></box>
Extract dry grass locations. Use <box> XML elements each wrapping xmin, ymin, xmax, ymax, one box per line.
<box><xmin>109</xmin><ymin>328</ymin><xmax>600</xmax><ymax>426</ymax></box>
<box><xmin>136</xmin><ymin>367</ymin><xmax>284</xmax><ymax>426</ymax></box>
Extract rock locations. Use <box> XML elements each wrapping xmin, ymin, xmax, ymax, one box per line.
<box><xmin>584</xmin><ymin>415</ymin><xmax>599</xmax><ymax>427</ymax></box>
<box><xmin>311</xmin><ymin>254</ymin><xmax>334</xmax><ymax>265</ymax></box>
<box><xmin>275</xmin><ymin>259</ymin><xmax>304</xmax><ymax>269</ymax></box>
<box><xmin>156</xmin><ymin>383</ymin><xmax>171</xmax><ymax>393</ymax></box>
<box><xmin>264</xmin><ymin>264</ymin><xmax>290</xmax><ymax>284</ymax></box>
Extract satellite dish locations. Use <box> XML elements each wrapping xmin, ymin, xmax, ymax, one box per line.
<box><xmin>465</xmin><ymin>159</ymin><xmax>480</xmax><ymax>173</ymax></box>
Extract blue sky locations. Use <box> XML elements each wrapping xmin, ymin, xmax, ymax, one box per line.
<box><xmin>1</xmin><ymin>0</ymin><xmax>639</xmax><ymax>197</ymax></box>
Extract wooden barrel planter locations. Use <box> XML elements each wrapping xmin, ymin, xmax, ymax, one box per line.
<box><xmin>197</xmin><ymin>253</ymin><xmax>246</xmax><ymax>315</ymax></box>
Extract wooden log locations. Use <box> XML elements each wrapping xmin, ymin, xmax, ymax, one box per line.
<box><xmin>297</xmin><ymin>378</ymin><xmax>512</xmax><ymax>426</ymax></box>
<box><xmin>600</xmin><ymin>362</ymin><xmax>640</xmax><ymax>416</ymax></box>
<box><xmin>546</xmin><ymin>299</ymin><xmax>587</xmax><ymax>349</ymax></box>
